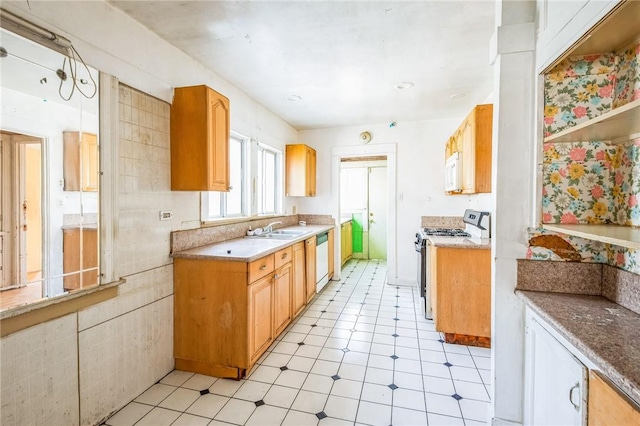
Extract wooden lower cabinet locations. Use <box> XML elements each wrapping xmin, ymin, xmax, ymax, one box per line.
<box><xmin>291</xmin><ymin>242</ymin><xmax>306</xmax><ymax>316</ymax></box>
<box><xmin>248</xmin><ymin>274</ymin><xmax>274</xmax><ymax>364</ymax></box>
<box><xmin>305</xmin><ymin>236</ymin><xmax>317</xmax><ymax>303</ymax></box>
<box><xmin>273</xmin><ymin>263</ymin><xmax>292</xmax><ymax>336</ymax></box>
<box><xmin>589</xmin><ymin>370</ymin><xmax>640</xmax><ymax>425</ymax></box>
<box><xmin>174</xmin><ymin>240</ymin><xmax>317</xmax><ymax>379</ymax></box>
<box><xmin>430</xmin><ymin>246</ymin><xmax>491</xmax><ymax>345</ymax></box>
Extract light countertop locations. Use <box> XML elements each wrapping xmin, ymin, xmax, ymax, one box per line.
<box><xmin>518</xmin><ymin>290</ymin><xmax>640</xmax><ymax>405</ymax></box>
<box><xmin>427</xmin><ymin>236</ymin><xmax>491</xmax><ymax>249</ymax></box>
<box><xmin>172</xmin><ymin>224</ymin><xmax>334</xmax><ymax>262</ymax></box>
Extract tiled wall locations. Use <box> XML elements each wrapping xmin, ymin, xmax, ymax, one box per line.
<box><xmin>0</xmin><ymin>85</ymin><xmax>180</xmax><ymax>426</ymax></box>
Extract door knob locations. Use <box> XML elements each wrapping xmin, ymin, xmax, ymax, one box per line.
<box><xmin>369</xmin><ymin>219</ymin><xmax>374</xmax><ymax>224</ymax></box>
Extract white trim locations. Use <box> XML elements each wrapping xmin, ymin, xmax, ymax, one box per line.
<box><xmin>331</xmin><ymin>143</ymin><xmax>397</xmax><ymax>284</ymax></box>
<box><xmin>99</xmin><ymin>73</ymin><xmax>118</xmax><ymax>283</ymax></box>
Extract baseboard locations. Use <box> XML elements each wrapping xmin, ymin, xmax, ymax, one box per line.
<box><xmin>492</xmin><ymin>417</ymin><xmax>522</xmax><ymax>426</ymax></box>
<box><xmin>394</xmin><ymin>277</ymin><xmax>416</xmax><ymax>287</ymax></box>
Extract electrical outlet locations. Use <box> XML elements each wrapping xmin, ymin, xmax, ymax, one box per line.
<box><xmin>159</xmin><ymin>210</ymin><xmax>173</xmax><ymax>221</ymax></box>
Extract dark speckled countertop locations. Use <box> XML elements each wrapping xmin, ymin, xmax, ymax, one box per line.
<box><xmin>518</xmin><ymin>290</ymin><xmax>640</xmax><ymax>405</ymax></box>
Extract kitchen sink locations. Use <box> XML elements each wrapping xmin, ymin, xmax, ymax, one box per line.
<box><xmin>247</xmin><ymin>230</ymin><xmax>308</xmax><ymax>240</ymax></box>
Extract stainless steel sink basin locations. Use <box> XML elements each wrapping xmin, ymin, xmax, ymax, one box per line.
<box><xmin>247</xmin><ymin>229</ymin><xmax>308</xmax><ymax>240</ymax></box>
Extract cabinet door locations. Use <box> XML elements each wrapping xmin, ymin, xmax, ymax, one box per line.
<box><xmin>346</xmin><ymin>222</ymin><xmax>353</xmax><ymax>258</ymax></box>
<box><xmin>305</xmin><ymin>236</ymin><xmax>317</xmax><ymax>303</ymax></box>
<box><xmin>461</xmin><ymin>119</ymin><xmax>476</xmax><ymax>193</ymax></box>
<box><xmin>292</xmin><ymin>242</ymin><xmax>306</xmax><ymax>316</ymax></box>
<box><xmin>588</xmin><ymin>370</ymin><xmax>640</xmax><ymax>425</ymax></box>
<box><xmin>307</xmin><ymin>147</ymin><xmax>316</xmax><ymax>196</ymax></box>
<box><xmin>207</xmin><ymin>89</ymin><xmax>230</xmax><ymax>191</ymax></box>
<box><xmin>171</xmin><ymin>85</ymin><xmax>230</xmax><ymax>191</ymax></box>
<box><xmin>62</xmin><ymin>228</ymin><xmax>98</xmax><ymax>291</ymax></box>
<box><xmin>248</xmin><ymin>275</ymin><xmax>273</xmax><ymax>364</ymax></box>
<box><xmin>273</xmin><ymin>263</ymin><xmax>292</xmax><ymax>336</ymax></box>
<box><xmin>524</xmin><ymin>316</ymin><xmax>587</xmax><ymax>426</ymax></box>
<box><xmin>340</xmin><ymin>224</ymin><xmax>347</xmax><ymax>265</ymax></box>
<box><xmin>328</xmin><ymin>228</ymin><xmax>334</xmax><ymax>279</ymax></box>
<box><xmin>63</xmin><ymin>132</ymin><xmax>98</xmax><ymax>192</ymax></box>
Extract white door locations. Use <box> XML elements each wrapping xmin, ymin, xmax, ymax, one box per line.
<box><xmin>0</xmin><ymin>135</ymin><xmax>12</xmax><ymax>288</ymax></box>
<box><xmin>368</xmin><ymin>166</ymin><xmax>387</xmax><ymax>260</ymax></box>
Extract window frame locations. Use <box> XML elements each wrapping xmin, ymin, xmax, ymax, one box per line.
<box><xmin>256</xmin><ymin>142</ymin><xmax>283</xmax><ymax>217</ymax></box>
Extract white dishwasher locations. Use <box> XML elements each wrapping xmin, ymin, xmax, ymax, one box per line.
<box><xmin>316</xmin><ymin>231</ymin><xmax>329</xmax><ymax>292</ymax></box>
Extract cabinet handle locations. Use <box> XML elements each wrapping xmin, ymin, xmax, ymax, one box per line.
<box><xmin>281</xmin><ymin>253</ymin><xmax>288</xmax><ymax>259</ymax></box>
<box><xmin>568</xmin><ymin>382</ymin><xmax>580</xmax><ymax>411</ymax></box>
<box><xmin>259</xmin><ymin>265</ymin><xmax>267</xmax><ymax>270</ymax></box>
<box><xmin>274</xmin><ymin>274</ymin><xmax>280</xmax><ymax>279</ymax></box>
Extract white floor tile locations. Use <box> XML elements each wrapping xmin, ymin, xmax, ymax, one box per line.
<box><xmin>450</xmin><ymin>366</ymin><xmax>483</xmax><ymax>383</ymax></box>
<box><xmin>287</xmin><ymin>355</ymin><xmax>316</xmax><ymax>373</ymax></box>
<box><xmin>214</xmin><ymin>399</ymin><xmax>256</xmax><ymax>425</ymax></box>
<box><xmin>318</xmin><ymin>348</ymin><xmax>345</xmax><ymax>362</ymax></box>
<box><xmin>395</xmin><ymin>346</ymin><xmax>421</xmax><ymax>360</ymax></box>
<box><xmin>469</xmin><ymin>346</ymin><xmax>491</xmax><ymax>358</ymax></box>
<box><xmin>323</xmin><ymin>395</ymin><xmax>359</xmax><ymax>421</ymax></box>
<box><xmin>360</xmin><ymin>383</ymin><xmax>393</xmax><ymax>405</ymax></box>
<box><xmin>393</xmin><ymin>371</ymin><xmax>424</xmax><ymax>391</ymax></box>
<box><xmin>322</xmin><ymin>417</ymin><xmax>355</xmax><ymax>426</ymax></box>
<box><xmin>171</xmin><ymin>413</ymin><xmax>211</xmax><ymax>426</ymax></box>
<box><xmin>427</xmin><ymin>412</ymin><xmax>465</xmax><ymax>425</ymax></box>
<box><xmin>105</xmin><ymin>402</ymin><xmax>153</xmax><ymax>426</ymax></box>
<box><xmin>157</xmin><ymin>388</ymin><xmax>200</xmax><ymax>412</ymax></box>
<box><xmin>330</xmin><ymin>378</ymin><xmax>363</xmax><ymax>399</ymax></box>
<box><xmin>394</xmin><ymin>358</ymin><xmax>421</xmax><ymax>374</ymax></box>
<box><xmin>356</xmin><ymin>400</ymin><xmax>391</xmax><ymax>426</ymax></box>
<box><xmin>274</xmin><ymin>369</ymin><xmax>308</xmax><ymax>389</ymax></box>
<box><xmin>325</xmin><ymin>337</ymin><xmax>350</xmax><ymax>348</ymax></box>
<box><xmin>473</xmin><ymin>355</ymin><xmax>492</xmax><ymax>370</ymax></box>
<box><xmin>364</xmin><ymin>367</ymin><xmax>394</xmax><ymax>385</ymax></box>
<box><xmin>245</xmin><ymin>405</ymin><xmax>288</xmax><ymax>426</ymax></box>
<box><xmin>392</xmin><ymin>388</ymin><xmax>426</xmax><ymax>411</ymax></box>
<box><xmin>337</xmin><ymin>363</ymin><xmax>366</xmax><ymax>381</ymax></box>
<box><xmin>136</xmin><ymin>407</ymin><xmax>181</xmax><ymax>426</ymax></box>
<box><xmin>260</xmin><ymin>384</ymin><xmax>298</xmax><ymax>409</ymax></box>
<box><xmin>303</xmin><ymin>334</ymin><xmax>329</xmax><ymax>347</ymax></box>
<box><xmin>348</xmin><ymin>340</ymin><xmax>372</xmax><ymax>353</ymax></box>
<box><xmin>209</xmin><ymin>379</ymin><xmax>244</xmax><ymax>397</ymax></box>
<box><xmin>424</xmin><ymin>376</ymin><xmax>456</xmax><ymax>396</ymax></box>
<box><xmin>479</xmin><ymin>368</ymin><xmax>492</xmax><ymax>385</ymax></box>
<box><xmin>185</xmin><ymin>394</ymin><xmax>229</xmax><ymax>418</ymax></box>
<box><xmin>422</xmin><ymin>361</ymin><xmax>452</xmax><ymax>379</ymax></box>
<box><xmin>302</xmin><ymin>373</ymin><xmax>334</xmax><ymax>395</ymax></box>
<box><xmin>447</xmin><ymin>353</ymin><xmax>476</xmax><ymax>368</ymax></box>
<box><xmin>310</xmin><ymin>359</ymin><xmax>340</xmax><ymax>376</ymax></box>
<box><xmin>443</xmin><ymin>343</ymin><xmax>471</xmax><ymax>355</ymax></box>
<box><xmin>181</xmin><ymin>374</ymin><xmax>218</xmax><ymax>392</ymax></box>
<box><xmin>160</xmin><ymin>370</ymin><xmax>194</xmax><ymax>387</ymax></box>
<box><xmin>459</xmin><ymin>398</ymin><xmax>490</xmax><ymax>422</ymax></box>
<box><xmin>367</xmin><ymin>354</ymin><xmax>394</xmax><ymax>370</ymax></box>
<box><xmin>391</xmin><ymin>406</ymin><xmax>428</xmax><ymax>426</ymax></box>
<box><xmin>261</xmin><ymin>352</ymin><xmax>292</xmax><ymax>368</ymax></box>
<box><xmin>134</xmin><ymin>383</ymin><xmax>176</xmax><ymax>405</ymax></box>
<box><xmin>272</xmin><ymin>341</ymin><xmax>299</xmax><ymax>355</ymax></box>
<box><xmin>248</xmin><ymin>365</ymin><xmax>281</xmax><ymax>384</ymax></box>
<box><xmin>281</xmin><ymin>331</ymin><xmax>307</xmax><ymax>343</ymax></box>
<box><xmin>291</xmin><ymin>390</ymin><xmax>328</xmax><ymax>414</ymax></box>
<box><xmin>233</xmin><ymin>380</ymin><xmax>272</xmax><ymax>402</ymax></box>
<box><xmin>370</xmin><ymin>343</ymin><xmax>395</xmax><ymax>357</ymax></box>
<box><xmin>454</xmin><ymin>380</ymin><xmax>491</xmax><ymax>402</ymax></box>
<box><xmin>421</xmin><ymin>349</ymin><xmax>448</xmax><ymax>364</ymax></box>
<box><xmin>281</xmin><ymin>409</ymin><xmax>319</xmax><ymax>426</ymax></box>
<box><xmin>425</xmin><ymin>393</ymin><xmax>463</xmax><ymax>418</ymax></box>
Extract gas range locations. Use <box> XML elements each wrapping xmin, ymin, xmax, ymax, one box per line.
<box><xmin>421</xmin><ymin>227</ymin><xmax>471</xmax><ymax>238</ymax></box>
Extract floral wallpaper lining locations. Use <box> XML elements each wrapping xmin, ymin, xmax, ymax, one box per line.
<box><xmin>540</xmin><ymin>43</ymin><xmax>640</xmax><ymax>275</ymax></box>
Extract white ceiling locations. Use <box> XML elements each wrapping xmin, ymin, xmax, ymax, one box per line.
<box><xmin>109</xmin><ymin>1</ymin><xmax>495</xmax><ymax>130</ymax></box>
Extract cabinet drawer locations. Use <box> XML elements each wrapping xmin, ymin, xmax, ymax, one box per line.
<box><xmin>274</xmin><ymin>246</ymin><xmax>293</xmax><ymax>269</ymax></box>
<box><xmin>249</xmin><ymin>255</ymin><xmax>274</xmax><ymax>283</ymax></box>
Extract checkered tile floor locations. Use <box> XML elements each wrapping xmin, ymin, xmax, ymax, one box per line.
<box><xmin>104</xmin><ymin>259</ymin><xmax>491</xmax><ymax>426</ymax></box>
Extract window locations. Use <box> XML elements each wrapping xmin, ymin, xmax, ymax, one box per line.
<box><xmin>200</xmin><ymin>136</ymin><xmax>283</xmax><ymax>222</ymax></box>
<box><xmin>257</xmin><ymin>144</ymin><xmax>282</xmax><ymax>216</ymax></box>
<box><xmin>202</xmin><ymin>134</ymin><xmax>248</xmax><ymax>220</ymax></box>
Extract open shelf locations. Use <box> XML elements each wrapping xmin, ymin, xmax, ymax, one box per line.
<box><xmin>542</xmin><ymin>223</ymin><xmax>640</xmax><ymax>249</ymax></box>
<box><xmin>543</xmin><ymin>99</ymin><xmax>640</xmax><ymax>144</ymax></box>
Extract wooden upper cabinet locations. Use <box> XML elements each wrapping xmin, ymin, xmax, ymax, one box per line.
<box><xmin>170</xmin><ymin>85</ymin><xmax>230</xmax><ymax>191</ymax></box>
<box><xmin>285</xmin><ymin>144</ymin><xmax>316</xmax><ymax>197</ymax></box>
<box><xmin>63</xmin><ymin>132</ymin><xmax>98</xmax><ymax>192</ymax></box>
<box><xmin>446</xmin><ymin>104</ymin><xmax>493</xmax><ymax>195</ymax></box>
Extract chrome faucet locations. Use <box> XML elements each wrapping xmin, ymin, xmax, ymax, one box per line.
<box><xmin>263</xmin><ymin>221</ymin><xmax>283</xmax><ymax>233</ymax></box>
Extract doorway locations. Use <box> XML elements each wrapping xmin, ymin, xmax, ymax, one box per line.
<box><xmin>340</xmin><ymin>159</ymin><xmax>387</xmax><ymax>260</ymax></box>
<box><xmin>0</xmin><ymin>132</ymin><xmax>44</xmax><ymax>307</ymax></box>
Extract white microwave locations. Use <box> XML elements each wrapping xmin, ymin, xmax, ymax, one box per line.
<box><xmin>444</xmin><ymin>152</ymin><xmax>462</xmax><ymax>192</ymax></box>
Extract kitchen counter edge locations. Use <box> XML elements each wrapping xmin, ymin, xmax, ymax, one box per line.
<box><xmin>171</xmin><ymin>225</ymin><xmax>335</xmax><ymax>262</ymax></box>
<box><xmin>517</xmin><ymin>289</ymin><xmax>640</xmax><ymax>406</ymax></box>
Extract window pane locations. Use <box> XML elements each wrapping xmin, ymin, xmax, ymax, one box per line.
<box><xmin>264</xmin><ymin>151</ymin><xmax>276</xmax><ymax>213</ymax></box>
<box><xmin>226</xmin><ymin>138</ymin><xmax>243</xmax><ymax>216</ymax></box>
<box><xmin>208</xmin><ymin>192</ymin><xmax>222</xmax><ymax>218</ymax></box>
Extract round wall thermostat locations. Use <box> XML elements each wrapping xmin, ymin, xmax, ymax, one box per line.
<box><xmin>359</xmin><ymin>131</ymin><xmax>372</xmax><ymax>144</ymax></box>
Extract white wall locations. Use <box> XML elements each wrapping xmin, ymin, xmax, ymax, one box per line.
<box><xmin>297</xmin><ymin>119</ymin><xmax>493</xmax><ymax>285</ymax></box>
<box><xmin>0</xmin><ymin>1</ymin><xmax>299</xmax><ymax>425</ymax></box>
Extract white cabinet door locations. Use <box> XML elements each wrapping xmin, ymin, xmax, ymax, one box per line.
<box><xmin>524</xmin><ymin>316</ymin><xmax>587</xmax><ymax>426</ymax></box>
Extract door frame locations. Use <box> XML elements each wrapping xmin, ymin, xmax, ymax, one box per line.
<box><xmin>331</xmin><ymin>143</ymin><xmax>397</xmax><ymax>284</ymax></box>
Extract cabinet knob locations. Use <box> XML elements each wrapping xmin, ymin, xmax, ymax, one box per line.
<box><xmin>274</xmin><ymin>274</ymin><xmax>280</xmax><ymax>279</ymax></box>
<box><xmin>282</xmin><ymin>253</ymin><xmax>288</xmax><ymax>259</ymax></box>
<box><xmin>259</xmin><ymin>265</ymin><xmax>267</xmax><ymax>270</ymax></box>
